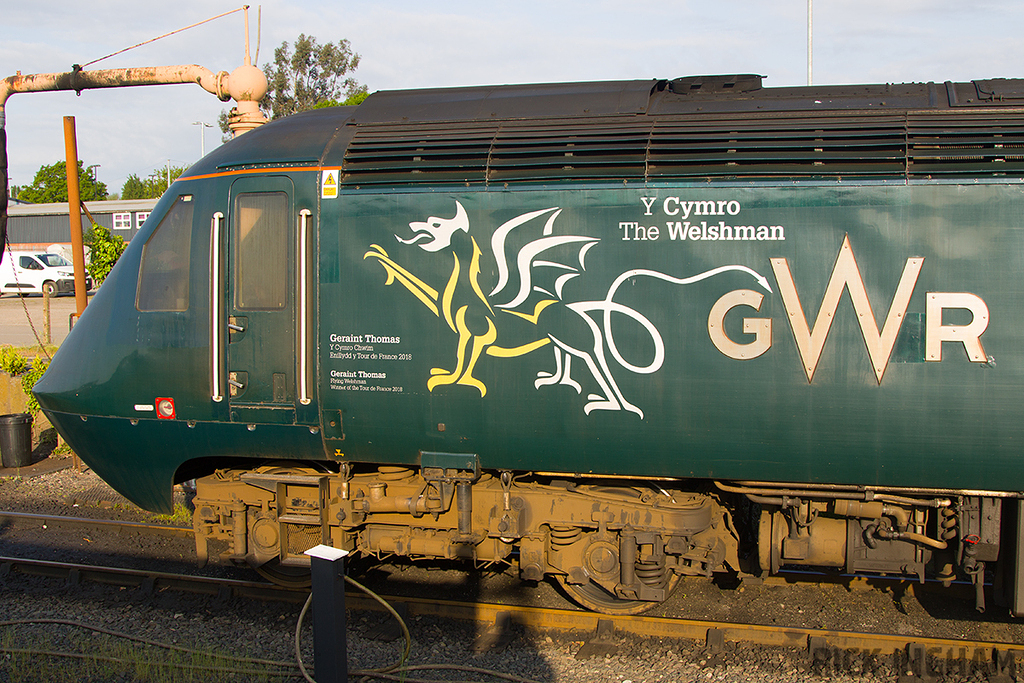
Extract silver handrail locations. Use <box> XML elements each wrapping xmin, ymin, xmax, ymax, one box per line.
<box><xmin>210</xmin><ymin>211</ymin><xmax>224</xmax><ymax>402</ymax></box>
<box><xmin>298</xmin><ymin>209</ymin><xmax>312</xmax><ymax>405</ymax></box>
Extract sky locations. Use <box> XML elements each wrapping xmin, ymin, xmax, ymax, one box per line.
<box><xmin>2</xmin><ymin>0</ymin><xmax>1024</xmax><ymax>197</ymax></box>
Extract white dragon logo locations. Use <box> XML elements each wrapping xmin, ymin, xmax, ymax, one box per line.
<box><xmin>365</xmin><ymin>201</ymin><xmax>771</xmax><ymax>418</ymax></box>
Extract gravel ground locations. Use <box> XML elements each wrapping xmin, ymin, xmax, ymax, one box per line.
<box><xmin>0</xmin><ymin>464</ymin><xmax>1022</xmax><ymax>682</ymax></box>
<box><xmin>0</xmin><ymin>582</ymin><xmax>894</xmax><ymax>683</ymax></box>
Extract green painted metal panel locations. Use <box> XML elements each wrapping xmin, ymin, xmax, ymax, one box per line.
<box><xmin>225</xmin><ymin>176</ymin><xmax>297</xmax><ymax>420</ymax></box>
<box><xmin>44</xmin><ymin>411</ymin><xmax>324</xmax><ymax>513</ymax></box>
<box><xmin>319</xmin><ymin>183</ymin><xmax>1024</xmax><ymax>492</ymax></box>
<box><xmin>33</xmin><ymin>174</ymin><xmax>327</xmax><ymax>509</ymax></box>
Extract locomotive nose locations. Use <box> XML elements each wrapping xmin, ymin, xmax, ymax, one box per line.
<box><xmin>30</xmin><ymin>269</ymin><xmax>185</xmax><ymax>514</ymax></box>
<box><xmin>32</xmin><ymin>207</ymin><xmax>152</xmax><ymax>423</ymax></box>
<box><xmin>31</xmin><ymin>298</ymin><xmax>110</xmax><ymax>418</ymax></box>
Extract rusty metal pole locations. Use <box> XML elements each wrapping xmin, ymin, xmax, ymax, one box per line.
<box><xmin>63</xmin><ymin>116</ymin><xmax>88</xmax><ymax>318</ymax></box>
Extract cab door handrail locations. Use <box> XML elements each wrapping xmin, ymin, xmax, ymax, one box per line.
<box><xmin>210</xmin><ymin>211</ymin><xmax>225</xmax><ymax>403</ymax></box>
<box><xmin>298</xmin><ymin>208</ymin><xmax>312</xmax><ymax>406</ymax></box>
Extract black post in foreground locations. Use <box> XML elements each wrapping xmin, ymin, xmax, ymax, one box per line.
<box><xmin>304</xmin><ymin>544</ymin><xmax>349</xmax><ymax>683</ymax></box>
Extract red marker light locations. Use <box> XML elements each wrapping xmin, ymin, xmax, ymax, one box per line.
<box><xmin>156</xmin><ymin>397</ymin><xmax>176</xmax><ymax>420</ymax></box>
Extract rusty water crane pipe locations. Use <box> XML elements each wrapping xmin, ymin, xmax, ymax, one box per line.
<box><xmin>0</xmin><ymin>62</ymin><xmax>269</xmax><ymax>132</ymax></box>
<box><xmin>0</xmin><ymin>65</ymin><xmax>230</xmax><ymax>108</ymax></box>
<box><xmin>0</xmin><ymin>60</ymin><xmax>269</xmax><ymax>265</ymax></box>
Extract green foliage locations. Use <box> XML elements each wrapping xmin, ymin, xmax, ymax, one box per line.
<box><xmin>120</xmin><ymin>173</ymin><xmax>149</xmax><ymax>200</ymax></box>
<box><xmin>0</xmin><ymin>346</ymin><xmax>27</xmax><ymax>376</ymax></box>
<box><xmin>120</xmin><ymin>165</ymin><xmax>188</xmax><ymax>200</ymax></box>
<box><xmin>311</xmin><ymin>90</ymin><xmax>371</xmax><ymax>109</ymax></box>
<box><xmin>263</xmin><ymin>34</ymin><xmax>367</xmax><ymax>120</ymax></box>
<box><xmin>219</xmin><ymin>34</ymin><xmax>368</xmax><ymax>137</ymax></box>
<box><xmin>17</xmin><ymin>160</ymin><xmax>107</xmax><ymax>203</ymax></box>
<box><xmin>83</xmin><ymin>223</ymin><xmax>127</xmax><ymax>284</ymax></box>
<box><xmin>21</xmin><ymin>357</ymin><xmax>49</xmax><ymax>415</ymax></box>
<box><xmin>151</xmin><ymin>501</ymin><xmax>193</xmax><ymax>525</ymax></box>
<box><xmin>0</xmin><ymin>350</ymin><xmax>55</xmax><ymax>415</ymax></box>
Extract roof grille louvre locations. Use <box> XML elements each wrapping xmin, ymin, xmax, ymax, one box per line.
<box><xmin>907</xmin><ymin>113</ymin><xmax>1024</xmax><ymax>176</ymax></box>
<box><xmin>340</xmin><ymin>111</ymin><xmax>1024</xmax><ymax>185</ymax></box>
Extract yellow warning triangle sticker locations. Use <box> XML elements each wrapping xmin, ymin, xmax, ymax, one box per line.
<box><xmin>321</xmin><ymin>170</ymin><xmax>339</xmax><ymax>198</ymax></box>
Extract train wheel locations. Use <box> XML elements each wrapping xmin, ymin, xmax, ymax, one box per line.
<box><xmin>256</xmin><ymin>559</ymin><xmax>312</xmax><ymax>589</ymax></box>
<box><xmin>248</xmin><ymin>461</ymin><xmax>335</xmax><ymax>588</ymax></box>
<box><xmin>550</xmin><ymin>485</ymin><xmax>685</xmax><ymax>615</ymax></box>
<box><xmin>555</xmin><ymin>572</ymin><xmax>681</xmax><ymax>615</ymax></box>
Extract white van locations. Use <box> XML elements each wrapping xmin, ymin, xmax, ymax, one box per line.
<box><xmin>1</xmin><ymin>251</ymin><xmax>92</xmax><ymax>296</ymax></box>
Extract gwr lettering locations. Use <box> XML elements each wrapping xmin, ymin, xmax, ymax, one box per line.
<box><xmin>925</xmin><ymin>293</ymin><xmax>989</xmax><ymax>362</ymax></box>
<box><xmin>708</xmin><ymin>236</ymin><xmax>990</xmax><ymax>381</ymax></box>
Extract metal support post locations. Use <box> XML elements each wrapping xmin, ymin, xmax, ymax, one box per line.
<box><xmin>304</xmin><ymin>544</ymin><xmax>349</xmax><ymax>683</ymax></box>
<box><xmin>62</xmin><ymin>116</ymin><xmax>88</xmax><ymax>318</ymax></box>
<box><xmin>43</xmin><ymin>288</ymin><xmax>51</xmax><ymax>344</ymax></box>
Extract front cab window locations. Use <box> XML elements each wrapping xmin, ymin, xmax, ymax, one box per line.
<box><xmin>136</xmin><ymin>195</ymin><xmax>194</xmax><ymax>312</ymax></box>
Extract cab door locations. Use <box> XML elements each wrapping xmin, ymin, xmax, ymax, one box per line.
<box><xmin>223</xmin><ymin>176</ymin><xmax>309</xmax><ymax>424</ymax></box>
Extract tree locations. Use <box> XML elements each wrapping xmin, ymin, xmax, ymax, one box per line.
<box><xmin>312</xmin><ymin>91</ymin><xmax>371</xmax><ymax>109</ymax></box>
<box><xmin>263</xmin><ymin>34</ymin><xmax>367</xmax><ymax>120</ymax></box>
<box><xmin>120</xmin><ymin>165</ymin><xmax>188</xmax><ymax>200</ymax></box>
<box><xmin>83</xmin><ymin>223</ymin><xmax>127</xmax><ymax>285</ymax></box>
<box><xmin>18</xmin><ymin>161</ymin><xmax>107</xmax><ymax>203</ymax></box>
<box><xmin>120</xmin><ymin>174</ymin><xmax>148</xmax><ymax>200</ymax></box>
<box><xmin>219</xmin><ymin>34</ymin><xmax>367</xmax><ymax>137</ymax></box>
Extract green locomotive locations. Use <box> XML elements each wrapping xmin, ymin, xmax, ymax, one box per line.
<box><xmin>34</xmin><ymin>74</ymin><xmax>1024</xmax><ymax>614</ymax></box>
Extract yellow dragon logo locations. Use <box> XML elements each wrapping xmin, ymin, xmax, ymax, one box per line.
<box><xmin>364</xmin><ymin>201</ymin><xmax>771</xmax><ymax>418</ymax></box>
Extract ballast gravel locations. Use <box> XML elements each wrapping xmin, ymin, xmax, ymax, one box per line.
<box><xmin>0</xmin><ymin>464</ymin><xmax>1022</xmax><ymax>682</ymax></box>
<box><xmin>0</xmin><ymin>584</ymin><xmax>902</xmax><ymax>683</ymax></box>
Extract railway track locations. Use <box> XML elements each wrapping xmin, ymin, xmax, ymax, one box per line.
<box><xmin>0</xmin><ymin>510</ymin><xmax>969</xmax><ymax>594</ymax></box>
<box><xmin>1</xmin><ymin>549</ymin><xmax>1020</xmax><ymax>675</ymax></box>
<box><xmin>3</xmin><ymin>507</ymin><xmax>1022</xmax><ymax>679</ymax></box>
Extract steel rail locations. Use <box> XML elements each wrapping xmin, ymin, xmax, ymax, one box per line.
<box><xmin>0</xmin><ymin>510</ymin><xmax>193</xmax><ymax>537</ymax></box>
<box><xmin>0</xmin><ymin>553</ymin><xmax>1019</xmax><ymax>664</ymax></box>
<box><xmin>363</xmin><ymin>594</ymin><xmax>1023</xmax><ymax>660</ymax></box>
<box><xmin>0</xmin><ymin>555</ymin><xmax>302</xmax><ymax>603</ymax></box>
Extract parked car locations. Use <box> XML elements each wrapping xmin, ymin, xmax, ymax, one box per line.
<box><xmin>1</xmin><ymin>251</ymin><xmax>91</xmax><ymax>296</ymax></box>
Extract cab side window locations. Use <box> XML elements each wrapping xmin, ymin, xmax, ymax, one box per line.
<box><xmin>234</xmin><ymin>192</ymin><xmax>288</xmax><ymax>310</ymax></box>
<box><xmin>136</xmin><ymin>196</ymin><xmax>194</xmax><ymax>312</ymax></box>
<box><xmin>19</xmin><ymin>257</ymin><xmax>42</xmax><ymax>270</ymax></box>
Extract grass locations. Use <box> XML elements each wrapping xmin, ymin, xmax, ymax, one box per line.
<box><xmin>0</xmin><ymin>626</ymin><xmax>288</xmax><ymax>682</ymax></box>
<box><xmin>0</xmin><ymin>344</ymin><xmax>60</xmax><ymax>358</ymax></box>
<box><xmin>149</xmin><ymin>501</ymin><xmax>193</xmax><ymax>526</ymax></box>
<box><xmin>51</xmin><ymin>442</ymin><xmax>73</xmax><ymax>457</ymax></box>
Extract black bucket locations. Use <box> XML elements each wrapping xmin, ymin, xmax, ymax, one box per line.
<box><xmin>0</xmin><ymin>413</ymin><xmax>32</xmax><ymax>468</ymax></box>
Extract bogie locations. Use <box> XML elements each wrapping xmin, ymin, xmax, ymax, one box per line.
<box><xmin>191</xmin><ymin>462</ymin><xmax>1002</xmax><ymax>614</ymax></box>
<box><xmin>192</xmin><ymin>464</ymin><xmax>739</xmax><ymax>612</ymax></box>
